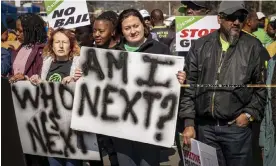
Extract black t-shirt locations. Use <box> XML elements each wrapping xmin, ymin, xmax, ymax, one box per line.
<box><xmin>46</xmin><ymin>60</ymin><xmax>72</xmax><ymax>82</ymax></box>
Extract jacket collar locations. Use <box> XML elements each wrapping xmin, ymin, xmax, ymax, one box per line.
<box><xmin>214</xmin><ymin>29</ymin><xmax>245</xmax><ymax>47</ymax></box>
<box><xmin>11</xmin><ymin>43</ymin><xmax>45</xmax><ymax>75</ymax></box>
<box><xmin>137</xmin><ymin>38</ymin><xmax>154</xmax><ymax>52</ymax></box>
<box><xmin>24</xmin><ymin>44</ymin><xmax>45</xmax><ymax>73</ymax></box>
<box><xmin>241</xmin><ymin>29</ymin><xmax>257</xmax><ymax>38</ymax></box>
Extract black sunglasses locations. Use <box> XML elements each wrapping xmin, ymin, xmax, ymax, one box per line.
<box><xmin>220</xmin><ymin>12</ymin><xmax>247</xmax><ymax>22</ymax></box>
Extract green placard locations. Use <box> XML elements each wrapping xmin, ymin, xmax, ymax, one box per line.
<box><xmin>44</xmin><ymin>0</ymin><xmax>64</xmax><ymax>15</ymax></box>
<box><xmin>175</xmin><ymin>16</ymin><xmax>204</xmax><ymax>32</ymax></box>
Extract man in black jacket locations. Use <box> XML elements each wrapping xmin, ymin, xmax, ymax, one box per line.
<box><xmin>179</xmin><ymin>1</ymin><xmax>268</xmax><ymax>166</ymax></box>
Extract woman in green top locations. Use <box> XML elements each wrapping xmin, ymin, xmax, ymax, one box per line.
<box><xmin>116</xmin><ymin>9</ymin><xmax>169</xmax><ymax>54</ymax></box>
<box><xmin>73</xmin><ymin>9</ymin><xmax>186</xmax><ymax>166</ymax></box>
<box><xmin>112</xmin><ymin>9</ymin><xmax>180</xmax><ymax>166</ymax></box>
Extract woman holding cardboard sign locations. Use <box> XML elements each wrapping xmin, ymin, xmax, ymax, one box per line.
<box><xmin>111</xmin><ymin>8</ymin><xmax>171</xmax><ymax>166</ymax></box>
<box><xmin>74</xmin><ymin>10</ymin><xmax>120</xmax><ymax>166</ymax></box>
<box><xmin>73</xmin><ymin>9</ymin><xmax>186</xmax><ymax>166</ymax></box>
<box><xmin>7</xmin><ymin>13</ymin><xmax>49</xmax><ymax>166</ymax></box>
<box><xmin>29</xmin><ymin>28</ymin><xmax>81</xmax><ymax>166</ymax></box>
<box><xmin>9</xmin><ymin>13</ymin><xmax>47</xmax><ymax>83</ymax></box>
<box><xmin>29</xmin><ymin>28</ymin><xmax>79</xmax><ymax>85</ymax></box>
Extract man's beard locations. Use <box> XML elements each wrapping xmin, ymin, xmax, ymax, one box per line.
<box><xmin>228</xmin><ymin>31</ymin><xmax>239</xmax><ymax>45</ymax></box>
<box><xmin>221</xmin><ymin>26</ymin><xmax>240</xmax><ymax>45</ymax></box>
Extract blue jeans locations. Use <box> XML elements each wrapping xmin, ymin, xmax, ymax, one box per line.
<box><xmin>48</xmin><ymin>157</ymin><xmax>81</xmax><ymax>166</ymax></box>
<box><xmin>196</xmin><ymin>120</ymin><xmax>252</xmax><ymax>166</ymax></box>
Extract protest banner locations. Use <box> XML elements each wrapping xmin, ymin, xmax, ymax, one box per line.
<box><xmin>2</xmin><ymin>78</ymin><xmax>26</xmax><ymax>166</ymax></box>
<box><xmin>44</xmin><ymin>0</ymin><xmax>90</xmax><ymax>29</ymax></box>
<box><xmin>11</xmin><ymin>81</ymin><xmax>100</xmax><ymax>160</ymax></box>
<box><xmin>71</xmin><ymin>47</ymin><xmax>184</xmax><ymax>147</ymax></box>
<box><xmin>175</xmin><ymin>16</ymin><xmax>219</xmax><ymax>52</ymax></box>
<box><xmin>182</xmin><ymin>139</ymin><xmax>219</xmax><ymax>166</ymax></box>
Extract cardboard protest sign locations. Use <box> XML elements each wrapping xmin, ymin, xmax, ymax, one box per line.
<box><xmin>11</xmin><ymin>82</ymin><xmax>100</xmax><ymax>160</ymax></box>
<box><xmin>182</xmin><ymin>139</ymin><xmax>219</xmax><ymax>166</ymax></box>
<box><xmin>2</xmin><ymin>78</ymin><xmax>26</xmax><ymax>166</ymax></box>
<box><xmin>197</xmin><ymin>140</ymin><xmax>219</xmax><ymax>166</ymax></box>
<box><xmin>175</xmin><ymin>16</ymin><xmax>219</xmax><ymax>52</ymax></box>
<box><xmin>71</xmin><ymin>47</ymin><xmax>184</xmax><ymax>147</ymax></box>
<box><xmin>44</xmin><ymin>0</ymin><xmax>90</xmax><ymax>29</ymax></box>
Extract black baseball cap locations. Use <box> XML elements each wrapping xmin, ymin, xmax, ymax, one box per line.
<box><xmin>218</xmin><ymin>1</ymin><xmax>248</xmax><ymax>15</ymax></box>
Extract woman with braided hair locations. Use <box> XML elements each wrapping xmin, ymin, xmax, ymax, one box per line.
<box><xmin>259</xmin><ymin>55</ymin><xmax>276</xmax><ymax>166</ymax></box>
<box><xmin>8</xmin><ymin>13</ymin><xmax>48</xmax><ymax>165</ymax></box>
<box><xmin>9</xmin><ymin>13</ymin><xmax>47</xmax><ymax>83</ymax></box>
<box><xmin>92</xmin><ymin>10</ymin><xmax>120</xmax><ymax>49</ymax></box>
<box><xmin>74</xmin><ymin>11</ymin><xmax>120</xmax><ymax>166</ymax></box>
<box><xmin>74</xmin><ymin>10</ymin><xmax>120</xmax><ymax>79</ymax></box>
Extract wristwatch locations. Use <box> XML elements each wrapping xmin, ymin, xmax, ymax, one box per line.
<box><xmin>245</xmin><ymin>113</ymin><xmax>254</xmax><ymax>122</ymax></box>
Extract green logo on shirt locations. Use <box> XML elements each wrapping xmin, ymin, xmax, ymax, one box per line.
<box><xmin>48</xmin><ymin>73</ymin><xmax>62</xmax><ymax>82</ymax></box>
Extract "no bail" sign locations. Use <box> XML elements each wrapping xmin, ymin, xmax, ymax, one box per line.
<box><xmin>44</xmin><ymin>0</ymin><xmax>90</xmax><ymax>29</ymax></box>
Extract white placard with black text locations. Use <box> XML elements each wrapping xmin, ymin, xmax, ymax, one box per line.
<box><xmin>71</xmin><ymin>47</ymin><xmax>184</xmax><ymax>147</ymax></box>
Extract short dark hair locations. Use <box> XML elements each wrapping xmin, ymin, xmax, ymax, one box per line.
<box><xmin>17</xmin><ymin>13</ymin><xmax>47</xmax><ymax>46</ymax></box>
<box><xmin>96</xmin><ymin>11</ymin><xmax>118</xmax><ymax>29</ymax></box>
<box><xmin>117</xmin><ymin>8</ymin><xmax>149</xmax><ymax>37</ymax></box>
<box><xmin>151</xmin><ymin>9</ymin><xmax>164</xmax><ymax>21</ymax></box>
<box><xmin>246</xmin><ymin>12</ymin><xmax>257</xmax><ymax>21</ymax></box>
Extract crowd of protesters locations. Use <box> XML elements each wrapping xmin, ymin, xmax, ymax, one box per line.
<box><xmin>1</xmin><ymin>0</ymin><xmax>276</xmax><ymax>166</ymax></box>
